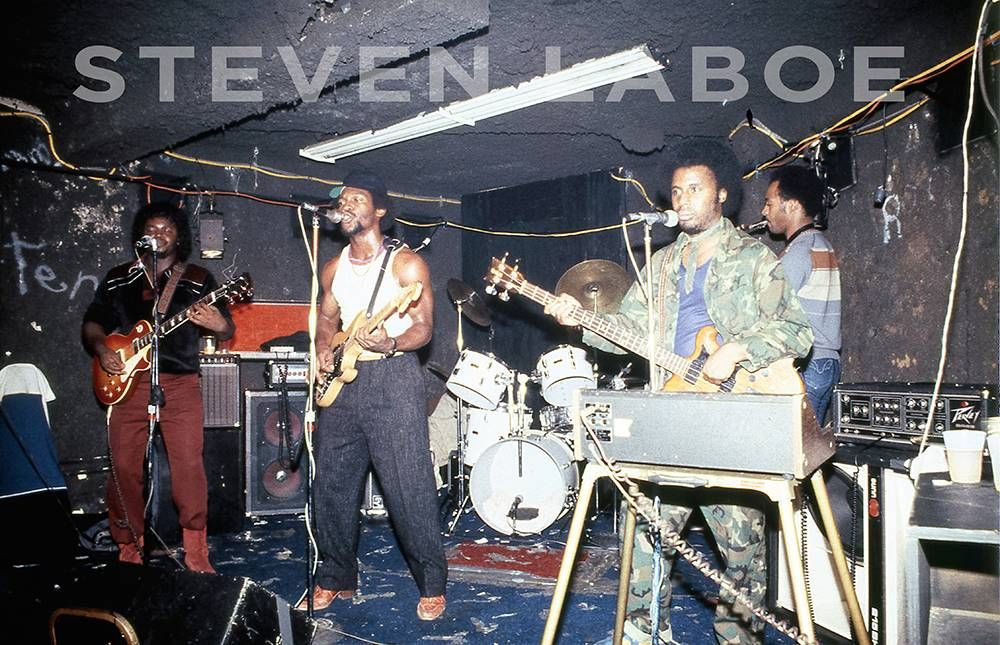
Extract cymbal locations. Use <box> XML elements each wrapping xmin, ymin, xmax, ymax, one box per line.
<box><xmin>446</xmin><ymin>278</ymin><xmax>491</xmax><ymax>326</ymax></box>
<box><xmin>555</xmin><ymin>259</ymin><xmax>630</xmax><ymax>313</ymax></box>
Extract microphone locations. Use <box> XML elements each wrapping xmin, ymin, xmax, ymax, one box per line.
<box><xmin>627</xmin><ymin>210</ymin><xmax>679</xmax><ymax>227</ymax></box>
<box><xmin>135</xmin><ymin>235</ymin><xmax>157</xmax><ymax>251</ymax></box>
<box><xmin>507</xmin><ymin>495</ymin><xmax>523</xmax><ymax>519</ymax></box>
<box><xmin>301</xmin><ymin>204</ymin><xmax>346</xmax><ymax>225</ymax></box>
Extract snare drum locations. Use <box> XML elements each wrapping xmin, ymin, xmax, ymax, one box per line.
<box><xmin>536</xmin><ymin>345</ymin><xmax>596</xmax><ymax>407</ymax></box>
<box><xmin>446</xmin><ymin>349</ymin><xmax>512</xmax><ymax>410</ymax></box>
<box><xmin>469</xmin><ymin>433</ymin><xmax>578</xmax><ymax>536</ymax></box>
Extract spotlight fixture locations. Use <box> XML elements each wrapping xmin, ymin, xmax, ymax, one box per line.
<box><xmin>299</xmin><ymin>45</ymin><xmax>664</xmax><ymax>163</ymax></box>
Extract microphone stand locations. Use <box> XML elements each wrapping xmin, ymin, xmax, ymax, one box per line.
<box><xmin>142</xmin><ymin>246</ymin><xmax>166</xmax><ymax>563</ymax></box>
<box><xmin>643</xmin><ymin>222</ymin><xmax>662</xmax><ymax>391</ymax></box>
<box><xmin>302</xmin><ymin>209</ymin><xmax>321</xmax><ymax>617</ymax></box>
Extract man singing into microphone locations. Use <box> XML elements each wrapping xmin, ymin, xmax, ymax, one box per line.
<box><xmin>299</xmin><ymin>170</ymin><xmax>447</xmax><ymax>620</ymax></box>
<box><xmin>82</xmin><ymin>202</ymin><xmax>234</xmax><ymax>571</ymax></box>
<box><xmin>546</xmin><ymin>141</ymin><xmax>812</xmax><ymax>645</ymax></box>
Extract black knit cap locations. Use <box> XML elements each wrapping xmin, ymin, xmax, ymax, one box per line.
<box><xmin>331</xmin><ymin>169</ymin><xmax>390</xmax><ymax>212</ymax></box>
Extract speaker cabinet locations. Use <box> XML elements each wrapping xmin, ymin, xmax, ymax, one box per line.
<box><xmin>773</xmin><ymin>456</ymin><xmax>915</xmax><ymax>645</ymax></box>
<box><xmin>201</xmin><ymin>355</ymin><xmax>241</xmax><ymax>428</ymax></box>
<box><xmin>37</xmin><ymin>563</ymin><xmax>314</xmax><ymax>645</ymax></box>
<box><xmin>245</xmin><ymin>390</ymin><xmax>306</xmax><ymax>515</ymax></box>
<box><xmin>151</xmin><ymin>426</ymin><xmax>245</xmax><ymax>540</ymax></box>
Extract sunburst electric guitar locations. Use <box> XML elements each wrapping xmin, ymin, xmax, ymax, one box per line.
<box><xmin>315</xmin><ymin>282</ymin><xmax>423</xmax><ymax>408</ymax></box>
<box><xmin>92</xmin><ymin>273</ymin><xmax>253</xmax><ymax>405</ymax></box>
<box><xmin>485</xmin><ymin>257</ymin><xmax>803</xmax><ymax>395</ymax></box>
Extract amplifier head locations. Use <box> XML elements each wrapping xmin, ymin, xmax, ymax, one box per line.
<box><xmin>835</xmin><ymin>382</ymin><xmax>997</xmax><ymax>447</ymax></box>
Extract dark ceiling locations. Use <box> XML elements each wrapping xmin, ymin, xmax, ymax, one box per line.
<box><xmin>0</xmin><ymin>0</ymin><xmax>987</xmax><ymax>202</ymax></box>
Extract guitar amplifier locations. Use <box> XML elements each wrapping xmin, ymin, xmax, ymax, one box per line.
<box><xmin>265</xmin><ymin>360</ymin><xmax>310</xmax><ymax>388</ymax></box>
<box><xmin>834</xmin><ymin>382</ymin><xmax>996</xmax><ymax>447</ymax></box>
<box><xmin>200</xmin><ymin>354</ymin><xmax>240</xmax><ymax>428</ymax></box>
<box><xmin>572</xmin><ymin>388</ymin><xmax>834</xmax><ymax>479</ymax></box>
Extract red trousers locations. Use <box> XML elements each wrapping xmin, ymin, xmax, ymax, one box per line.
<box><xmin>106</xmin><ymin>371</ymin><xmax>207</xmax><ymax>545</ymax></box>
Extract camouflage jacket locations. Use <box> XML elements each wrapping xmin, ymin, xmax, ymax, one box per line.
<box><xmin>583</xmin><ymin>217</ymin><xmax>813</xmax><ymax>374</ymax></box>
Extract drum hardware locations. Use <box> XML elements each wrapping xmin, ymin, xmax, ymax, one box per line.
<box><xmin>554</xmin><ymin>259</ymin><xmax>630</xmax><ymax>314</ymax></box>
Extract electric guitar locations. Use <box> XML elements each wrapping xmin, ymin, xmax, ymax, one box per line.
<box><xmin>315</xmin><ymin>282</ymin><xmax>423</xmax><ymax>408</ymax></box>
<box><xmin>484</xmin><ymin>256</ymin><xmax>803</xmax><ymax>395</ymax></box>
<box><xmin>92</xmin><ymin>273</ymin><xmax>253</xmax><ymax>406</ymax></box>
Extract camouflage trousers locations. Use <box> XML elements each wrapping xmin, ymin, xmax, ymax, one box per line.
<box><xmin>624</xmin><ymin>491</ymin><xmax>767</xmax><ymax>645</ymax></box>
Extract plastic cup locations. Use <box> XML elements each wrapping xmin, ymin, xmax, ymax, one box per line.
<box><xmin>986</xmin><ymin>417</ymin><xmax>1000</xmax><ymax>491</ymax></box>
<box><xmin>942</xmin><ymin>430</ymin><xmax>986</xmax><ymax>484</ymax></box>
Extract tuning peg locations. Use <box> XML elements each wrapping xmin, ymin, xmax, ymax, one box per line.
<box><xmin>484</xmin><ymin>283</ymin><xmax>497</xmax><ymax>296</ymax></box>
<box><xmin>498</xmin><ymin>290</ymin><xmax>510</xmax><ymax>302</ymax></box>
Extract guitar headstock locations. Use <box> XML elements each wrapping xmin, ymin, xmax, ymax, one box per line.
<box><xmin>221</xmin><ymin>272</ymin><xmax>254</xmax><ymax>304</ymax></box>
<box><xmin>484</xmin><ymin>254</ymin><xmax>523</xmax><ymax>301</ymax></box>
<box><xmin>396</xmin><ymin>281</ymin><xmax>423</xmax><ymax>313</ymax></box>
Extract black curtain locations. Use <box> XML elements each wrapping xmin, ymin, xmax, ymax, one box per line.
<box><xmin>460</xmin><ymin>169</ymin><xmax>631</xmax><ymax>384</ymax></box>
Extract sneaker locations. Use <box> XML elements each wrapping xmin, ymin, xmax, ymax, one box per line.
<box><xmin>295</xmin><ymin>585</ymin><xmax>353</xmax><ymax>611</ymax></box>
<box><xmin>416</xmin><ymin>595</ymin><xmax>446</xmax><ymax>621</ymax></box>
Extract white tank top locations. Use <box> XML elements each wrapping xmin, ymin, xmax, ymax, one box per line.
<box><xmin>331</xmin><ymin>243</ymin><xmax>414</xmax><ymax>340</ymax></box>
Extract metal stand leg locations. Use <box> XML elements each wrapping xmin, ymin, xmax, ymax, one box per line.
<box><xmin>810</xmin><ymin>470</ymin><xmax>872</xmax><ymax>645</ymax></box>
<box><xmin>776</xmin><ymin>485</ymin><xmax>816</xmax><ymax>643</ymax></box>
<box><xmin>542</xmin><ymin>463</ymin><xmax>603</xmax><ymax>645</ymax></box>
<box><xmin>613</xmin><ymin>499</ymin><xmax>638</xmax><ymax>645</ymax></box>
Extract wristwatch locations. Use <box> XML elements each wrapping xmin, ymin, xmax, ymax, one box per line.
<box><xmin>384</xmin><ymin>337</ymin><xmax>398</xmax><ymax>358</ymax></box>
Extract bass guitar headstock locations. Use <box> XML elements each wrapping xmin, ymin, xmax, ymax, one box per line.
<box><xmin>484</xmin><ymin>254</ymin><xmax>524</xmax><ymax>302</ymax></box>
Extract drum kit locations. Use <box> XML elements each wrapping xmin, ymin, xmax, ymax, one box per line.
<box><xmin>441</xmin><ymin>260</ymin><xmax>631</xmax><ymax>536</ymax></box>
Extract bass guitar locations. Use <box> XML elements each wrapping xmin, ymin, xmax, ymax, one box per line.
<box><xmin>92</xmin><ymin>272</ymin><xmax>253</xmax><ymax>405</ymax></box>
<box><xmin>484</xmin><ymin>256</ymin><xmax>802</xmax><ymax>395</ymax></box>
<box><xmin>315</xmin><ymin>282</ymin><xmax>423</xmax><ymax>408</ymax></box>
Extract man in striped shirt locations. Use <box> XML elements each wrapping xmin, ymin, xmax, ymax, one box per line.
<box><xmin>761</xmin><ymin>166</ymin><xmax>842</xmax><ymax>425</ymax></box>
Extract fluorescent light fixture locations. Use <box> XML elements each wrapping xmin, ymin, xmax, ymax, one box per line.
<box><xmin>300</xmin><ymin>45</ymin><xmax>663</xmax><ymax>163</ymax></box>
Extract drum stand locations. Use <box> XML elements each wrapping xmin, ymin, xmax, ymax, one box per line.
<box><xmin>444</xmin><ymin>303</ymin><xmax>470</xmax><ymax>535</ymax></box>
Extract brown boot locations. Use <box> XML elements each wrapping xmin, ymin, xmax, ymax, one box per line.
<box><xmin>117</xmin><ymin>536</ymin><xmax>143</xmax><ymax>564</ymax></box>
<box><xmin>182</xmin><ymin>528</ymin><xmax>216</xmax><ymax>573</ymax></box>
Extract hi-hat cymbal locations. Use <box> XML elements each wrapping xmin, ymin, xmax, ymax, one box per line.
<box><xmin>555</xmin><ymin>259</ymin><xmax>630</xmax><ymax>313</ymax></box>
<box><xmin>446</xmin><ymin>278</ymin><xmax>491</xmax><ymax>326</ymax></box>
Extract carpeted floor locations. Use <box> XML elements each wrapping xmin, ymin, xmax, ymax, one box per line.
<box><xmin>4</xmin><ymin>485</ymin><xmax>806</xmax><ymax>644</ymax></box>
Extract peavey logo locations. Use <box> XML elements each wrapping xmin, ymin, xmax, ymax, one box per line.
<box><xmin>951</xmin><ymin>405</ymin><xmax>981</xmax><ymax>426</ymax></box>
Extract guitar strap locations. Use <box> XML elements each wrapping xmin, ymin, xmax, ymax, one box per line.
<box><xmin>157</xmin><ymin>262</ymin><xmax>187</xmax><ymax>316</ymax></box>
<box><xmin>364</xmin><ymin>238</ymin><xmax>400</xmax><ymax>318</ymax></box>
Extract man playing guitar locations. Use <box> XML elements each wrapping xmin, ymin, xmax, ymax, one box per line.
<box><xmin>545</xmin><ymin>141</ymin><xmax>813</xmax><ymax>645</ymax></box>
<box><xmin>82</xmin><ymin>202</ymin><xmax>234</xmax><ymax>572</ymax></box>
<box><xmin>302</xmin><ymin>170</ymin><xmax>448</xmax><ymax>621</ymax></box>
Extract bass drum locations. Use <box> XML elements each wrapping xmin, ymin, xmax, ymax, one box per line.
<box><xmin>469</xmin><ymin>434</ymin><xmax>578</xmax><ymax>536</ymax></box>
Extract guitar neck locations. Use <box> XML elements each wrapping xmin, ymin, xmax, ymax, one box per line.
<box><xmin>133</xmin><ymin>290</ymin><xmax>224</xmax><ymax>352</ymax></box>
<box><xmin>516</xmin><ymin>280</ymin><xmax>691</xmax><ymax>375</ymax></box>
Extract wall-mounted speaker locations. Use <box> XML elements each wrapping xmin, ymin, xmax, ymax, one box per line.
<box><xmin>772</xmin><ymin>452</ymin><xmax>915</xmax><ymax>645</ymax></box>
<box><xmin>245</xmin><ymin>390</ymin><xmax>306</xmax><ymax>515</ymax></box>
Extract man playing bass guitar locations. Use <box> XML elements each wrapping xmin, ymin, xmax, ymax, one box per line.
<box><xmin>302</xmin><ymin>170</ymin><xmax>447</xmax><ymax>621</ymax></box>
<box><xmin>545</xmin><ymin>141</ymin><xmax>813</xmax><ymax>645</ymax></box>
